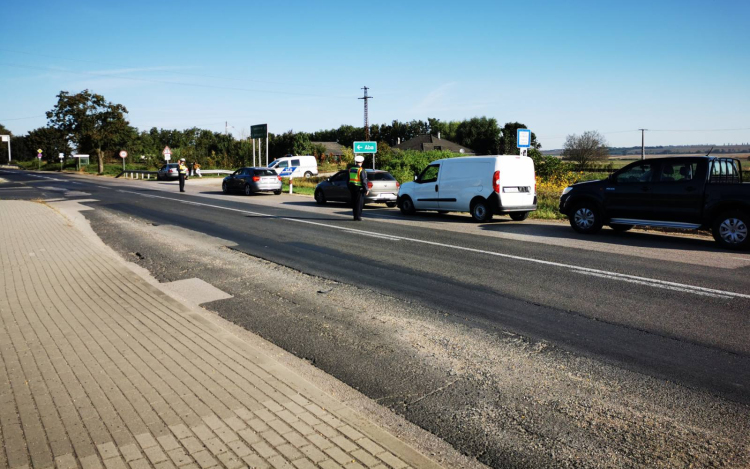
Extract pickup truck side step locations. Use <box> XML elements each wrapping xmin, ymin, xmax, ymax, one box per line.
<box><xmin>610</xmin><ymin>218</ymin><xmax>702</xmax><ymax>230</ymax></box>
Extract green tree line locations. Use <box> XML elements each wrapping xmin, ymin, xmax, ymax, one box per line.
<box><xmin>0</xmin><ymin>90</ymin><xmax>541</xmax><ymax>173</ymax></box>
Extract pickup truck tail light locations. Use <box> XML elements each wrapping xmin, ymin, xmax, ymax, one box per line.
<box><xmin>252</xmin><ymin>176</ymin><xmax>260</xmax><ymax>182</ymax></box>
<box><xmin>493</xmin><ymin>171</ymin><xmax>500</xmax><ymax>193</ymax></box>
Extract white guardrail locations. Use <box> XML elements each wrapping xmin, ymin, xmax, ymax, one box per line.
<box><xmin>118</xmin><ymin>169</ymin><xmax>234</xmax><ymax>179</ymax></box>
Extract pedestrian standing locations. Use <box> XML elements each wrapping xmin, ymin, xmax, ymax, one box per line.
<box><xmin>348</xmin><ymin>155</ymin><xmax>369</xmax><ymax>221</ymax></box>
<box><xmin>178</xmin><ymin>158</ymin><xmax>188</xmax><ymax>192</ymax></box>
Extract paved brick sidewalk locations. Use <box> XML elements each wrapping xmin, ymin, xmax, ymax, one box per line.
<box><xmin>0</xmin><ymin>200</ymin><xmax>443</xmax><ymax>469</ymax></box>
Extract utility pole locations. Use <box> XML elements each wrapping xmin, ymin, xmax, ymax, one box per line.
<box><xmin>359</xmin><ymin>87</ymin><xmax>373</xmax><ymax>141</ymax></box>
<box><xmin>639</xmin><ymin>129</ymin><xmax>648</xmax><ymax>160</ymax></box>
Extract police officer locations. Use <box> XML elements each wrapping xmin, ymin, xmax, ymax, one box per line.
<box><xmin>178</xmin><ymin>158</ymin><xmax>188</xmax><ymax>192</ymax></box>
<box><xmin>348</xmin><ymin>155</ymin><xmax>369</xmax><ymax>221</ymax></box>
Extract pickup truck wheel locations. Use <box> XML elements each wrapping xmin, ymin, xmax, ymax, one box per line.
<box><xmin>610</xmin><ymin>224</ymin><xmax>634</xmax><ymax>232</ymax></box>
<box><xmin>314</xmin><ymin>189</ymin><xmax>326</xmax><ymax>204</ymax></box>
<box><xmin>400</xmin><ymin>196</ymin><xmax>416</xmax><ymax>216</ymax></box>
<box><xmin>570</xmin><ymin>203</ymin><xmax>603</xmax><ymax>234</ymax></box>
<box><xmin>509</xmin><ymin>212</ymin><xmax>529</xmax><ymax>221</ymax></box>
<box><xmin>470</xmin><ymin>199</ymin><xmax>493</xmax><ymax>223</ymax></box>
<box><xmin>712</xmin><ymin>211</ymin><xmax>749</xmax><ymax>250</ymax></box>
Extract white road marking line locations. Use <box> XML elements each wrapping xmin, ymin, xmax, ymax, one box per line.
<box><xmin>117</xmin><ymin>189</ymin><xmax>750</xmax><ymax>300</ymax></box>
<box><xmin>732</xmin><ymin>257</ymin><xmax>750</xmax><ymax>262</ymax></box>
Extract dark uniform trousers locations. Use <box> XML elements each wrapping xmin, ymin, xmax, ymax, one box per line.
<box><xmin>351</xmin><ymin>185</ymin><xmax>365</xmax><ymax>220</ymax></box>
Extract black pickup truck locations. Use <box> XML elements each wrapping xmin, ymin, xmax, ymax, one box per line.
<box><xmin>559</xmin><ymin>157</ymin><xmax>750</xmax><ymax>249</ymax></box>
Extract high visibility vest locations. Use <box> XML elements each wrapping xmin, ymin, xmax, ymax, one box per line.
<box><xmin>349</xmin><ymin>167</ymin><xmax>363</xmax><ymax>186</ymax></box>
<box><xmin>178</xmin><ymin>164</ymin><xmax>187</xmax><ymax>175</ymax></box>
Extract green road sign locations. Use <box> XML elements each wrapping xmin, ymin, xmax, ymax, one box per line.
<box><xmin>353</xmin><ymin>141</ymin><xmax>377</xmax><ymax>153</ymax></box>
<box><xmin>251</xmin><ymin>124</ymin><xmax>268</xmax><ymax>139</ymax></box>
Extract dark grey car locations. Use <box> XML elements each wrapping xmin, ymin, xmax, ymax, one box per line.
<box><xmin>314</xmin><ymin>169</ymin><xmax>399</xmax><ymax>207</ymax></box>
<box><xmin>222</xmin><ymin>167</ymin><xmax>282</xmax><ymax>195</ymax></box>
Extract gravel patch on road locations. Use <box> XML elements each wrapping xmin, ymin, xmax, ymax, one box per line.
<box><xmin>87</xmin><ymin>208</ymin><xmax>750</xmax><ymax>469</ymax></box>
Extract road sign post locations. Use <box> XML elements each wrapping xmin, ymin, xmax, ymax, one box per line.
<box><xmin>517</xmin><ymin>129</ymin><xmax>531</xmax><ymax>157</ymax></box>
<box><xmin>1</xmin><ymin>135</ymin><xmax>10</xmax><ymax>163</ymax></box>
<box><xmin>37</xmin><ymin>149</ymin><xmax>42</xmax><ymax>170</ymax></box>
<box><xmin>353</xmin><ymin>141</ymin><xmax>377</xmax><ymax>169</ymax></box>
<box><xmin>59</xmin><ymin>153</ymin><xmax>64</xmax><ymax>172</ymax></box>
<box><xmin>120</xmin><ymin>150</ymin><xmax>128</xmax><ymax>171</ymax></box>
<box><xmin>251</xmin><ymin>124</ymin><xmax>268</xmax><ymax>167</ymax></box>
<box><xmin>162</xmin><ymin>146</ymin><xmax>171</xmax><ymax>162</ymax></box>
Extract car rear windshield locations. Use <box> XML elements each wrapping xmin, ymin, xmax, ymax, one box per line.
<box><xmin>254</xmin><ymin>169</ymin><xmax>276</xmax><ymax>176</ymax></box>
<box><xmin>368</xmin><ymin>172</ymin><xmax>395</xmax><ymax>181</ymax></box>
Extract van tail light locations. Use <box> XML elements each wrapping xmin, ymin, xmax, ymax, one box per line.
<box><xmin>252</xmin><ymin>176</ymin><xmax>260</xmax><ymax>182</ymax></box>
<box><xmin>367</xmin><ymin>182</ymin><xmax>373</xmax><ymax>189</ymax></box>
<box><xmin>396</xmin><ymin>181</ymin><xmax>400</xmax><ymax>188</ymax></box>
<box><xmin>493</xmin><ymin>170</ymin><xmax>500</xmax><ymax>193</ymax></box>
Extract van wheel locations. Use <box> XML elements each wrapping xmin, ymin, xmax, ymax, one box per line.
<box><xmin>400</xmin><ymin>196</ymin><xmax>416</xmax><ymax>215</ymax></box>
<box><xmin>304</xmin><ymin>171</ymin><xmax>313</xmax><ymax>178</ymax></box>
<box><xmin>470</xmin><ymin>199</ymin><xmax>493</xmax><ymax>223</ymax></box>
<box><xmin>712</xmin><ymin>210</ymin><xmax>749</xmax><ymax>250</ymax></box>
<box><xmin>314</xmin><ymin>189</ymin><xmax>326</xmax><ymax>204</ymax></box>
<box><xmin>222</xmin><ymin>181</ymin><xmax>228</xmax><ymax>194</ymax></box>
<box><xmin>570</xmin><ymin>202</ymin><xmax>603</xmax><ymax>234</ymax></box>
<box><xmin>509</xmin><ymin>212</ymin><xmax>528</xmax><ymax>221</ymax></box>
<box><xmin>244</xmin><ymin>184</ymin><xmax>253</xmax><ymax>196</ymax></box>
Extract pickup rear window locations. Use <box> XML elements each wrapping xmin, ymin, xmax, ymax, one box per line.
<box><xmin>659</xmin><ymin>162</ymin><xmax>698</xmax><ymax>182</ymax></box>
<box><xmin>709</xmin><ymin>159</ymin><xmax>742</xmax><ymax>184</ymax></box>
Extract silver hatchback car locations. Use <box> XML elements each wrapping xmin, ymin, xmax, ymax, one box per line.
<box><xmin>223</xmin><ymin>167</ymin><xmax>282</xmax><ymax>195</ymax></box>
<box><xmin>314</xmin><ymin>169</ymin><xmax>399</xmax><ymax>207</ymax></box>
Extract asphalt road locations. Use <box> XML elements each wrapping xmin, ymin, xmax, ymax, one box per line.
<box><xmin>2</xmin><ymin>169</ymin><xmax>749</xmax><ymax>467</ymax></box>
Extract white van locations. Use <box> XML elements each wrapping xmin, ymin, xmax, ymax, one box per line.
<box><xmin>268</xmin><ymin>155</ymin><xmax>318</xmax><ymax>178</ymax></box>
<box><xmin>397</xmin><ymin>155</ymin><xmax>537</xmax><ymax>222</ymax></box>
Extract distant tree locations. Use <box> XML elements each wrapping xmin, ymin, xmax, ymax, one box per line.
<box><xmin>24</xmin><ymin>126</ymin><xmax>72</xmax><ymax>162</ymax></box>
<box><xmin>454</xmin><ymin>117</ymin><xmax>502</xmax><ymax>155</ymax></box>
<box><xmin>500</xmin><ymin>122</ymin><xmax>540</xmax><ymax>154</ymax></box>
<box><xmin>46</xmin><ymin>90</ymin><xmax>132</xmax><ymax>174</ymax></box>
<box><xmin>562</xmin><ymin>130</ymin><xmax>609</xmax><ymax>166</ymax></box>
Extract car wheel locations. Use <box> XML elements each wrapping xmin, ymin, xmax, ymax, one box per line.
<box><xmin>437</xmin><ymin>210</ymin><xmax>449</xmax><ymax>214</ymax></box>
<box><xmin>400</xmin><ymin>196</ymin><xmax>416</xmax><ymax>215</ymax></box>
<box><xmin>244</xmin><ymin>184</ymin><xmax>253</xmax><ymax>196</ymax></box>
<box><xmin>157</xmin><ymin>174</ymin><xmax>163</xmax><ymax>181</ymax></box>
<box><xmin>470</xmin><ymin>199</ymin><xmax>493</xmax><ymax>223</ymax></box>
<box><xmin>304</xmin><ymin>171</ymin><xmax>313</xmax><ymax>178</ymax></box>
<box><xmin>314</xmin><ymin>189</ymin><xmax>326</xmax><ymax>205</ymax></box>
<box><xmin>610</xmin><ymin>224</ymin><xmax>634</xmax><ymax>232</ymax></box>
<box><xmin>509</xmin><ymin>211</ymin><xmax>529</xmax><ymax>221</ymax></box>
<box><xmin>570</xmin><ymin>202</ymin><xmax>603</xmax><ymax>234</ymax></box>
<box><xmin>222</xmin><ymin>181</ymin><xmax>228</xmax><ymax>194</ymax></box>
<box><xmin>712</xmin><ymin>210</ymin><xmax>749</xmax><ymax>250</ymax></box>
<box><xmin>386</xmin><ymin>202</ymin><xmax>397</xmax><ymax>208</ymax></box>
<box><xmin>274</xmin><ymin>189</ymin><xmax>282</xmax><ymax>195</ymax></box>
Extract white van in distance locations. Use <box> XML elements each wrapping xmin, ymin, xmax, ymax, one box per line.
<box><xmin>268</xmin><ymin>155</ymin><xmax>318</xmax><ymax>178</ymax></box>
<box><xmin>397</xmin><ymin>155</ymin><xmax>537</xmax><ymax>222</ymax></box>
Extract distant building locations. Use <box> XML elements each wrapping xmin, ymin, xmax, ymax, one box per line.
<box><xmin>311</xmin><ymin>141</ymin><xmax>345</xmax><ymax>160</ymax></box>
<box><xmin>393</xmin><ymin>134</ymin><xmax>474</xmax><ymax>155</ymax></box>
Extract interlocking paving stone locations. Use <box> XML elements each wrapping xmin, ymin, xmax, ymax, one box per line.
<box><xmin>0</xmin><ymin>201</ymin><xmax>443</xmax><ymax>469</ymax></box>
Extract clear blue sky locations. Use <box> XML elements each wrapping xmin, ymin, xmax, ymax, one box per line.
<box><xmin>1</xmin><ymin>0</ymin><xmax>748</xmax><ymax>149</ymax></box>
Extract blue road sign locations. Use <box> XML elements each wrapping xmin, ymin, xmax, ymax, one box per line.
<box><xmin>353</xmin><ymin>141</ymin><xmax>377</xmax><ymax>153</ymax></box>
<box><xmin>517</xmin><ymin>129</ymin><xmax>531</xmax><ymax>148</ymax></box>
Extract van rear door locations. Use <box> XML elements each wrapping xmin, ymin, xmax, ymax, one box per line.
<box><xmin>497</xmin><ymin>156</ymin><xmax>536</xmax><ymax>211</ymax></box>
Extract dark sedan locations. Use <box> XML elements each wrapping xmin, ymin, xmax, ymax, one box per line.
<box><xmin>314</xmin><ymin>169</ymin><xmax>399</xmax><ymax>207</ymax></box>
<box><xmin>222</xmin><ymin>167</ymin><xmax>282</xmax><ymax>195</ymax></box>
